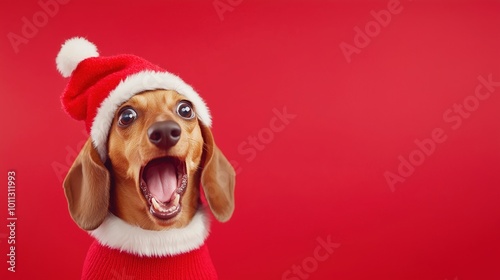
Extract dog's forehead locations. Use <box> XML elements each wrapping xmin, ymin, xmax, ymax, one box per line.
<box><xmin>126</xmin><ymin>90</ymin><xmax>183</xmax><ymax>109</ymax></box>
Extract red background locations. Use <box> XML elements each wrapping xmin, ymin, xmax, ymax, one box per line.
<box><xmin>1</xmin><ymin>0</ymin><xmax>499</xmax><ymax>279</ymax></box>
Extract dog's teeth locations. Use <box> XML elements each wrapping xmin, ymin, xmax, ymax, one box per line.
<box><xmin>176</xmin><ymin>174</ymin><xmax>188</xmax><ymax>194</ymax></box>
<box><xmin>151</xmin><ymin>196</ymin><xmax>180</xmax><ymax>213</ymax></box>
<box><xmin>173</xmin><ymin>193</ymin><xmax>180</xmax><ymax>205</ymax></box>
<box><xmin>152</xmin><ymin>197</ymin><xmax>164</xmax><ymax>212</ymax></box>
<box><xmin>167</xmin><ymin>205</ymin><xmax>179</xmax><ymax>214</ymax></box>
<box><xmin>151</xmin><ymin>197</ymin><xmax>162</xmax><ymax>211</ymax></box>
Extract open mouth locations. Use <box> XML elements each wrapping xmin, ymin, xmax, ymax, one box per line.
<box><xmin>140</xmin><ymin>157</ymin><xmax>187</xmax><ymax>220</ymax></box>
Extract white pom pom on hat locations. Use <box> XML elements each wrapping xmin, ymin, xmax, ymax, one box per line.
<box><xmin>56</xmin><ymin>37</ymin><xmax>99</xmax><ymax>77</ymax></box>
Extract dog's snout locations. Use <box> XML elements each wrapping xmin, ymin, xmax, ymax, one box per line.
<box><xmin>147</xmin><ymin>121</ymin><xmax>181</xmax><ymax>149</ymax></box>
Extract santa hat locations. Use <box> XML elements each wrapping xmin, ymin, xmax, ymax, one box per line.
<box><xmin>56</xmin><ymin>37</ymin><xmax>211</xmax><ymax>162</ymax></box>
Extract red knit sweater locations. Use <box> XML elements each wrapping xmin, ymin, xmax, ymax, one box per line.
<box><xmin>82</xmin><ymin>241</ymin><xmax>218</xmax><ymax>280</ymax></box>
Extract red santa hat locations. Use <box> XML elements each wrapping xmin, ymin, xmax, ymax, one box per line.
<box><xmin>56</xmin><ymin>37</ymin><xmax>211</xmax><ymax>162</ymax></box>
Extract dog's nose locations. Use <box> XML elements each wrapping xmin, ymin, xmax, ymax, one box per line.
<box><xmin>147</xmin><ymin>121</ymin><xmax>181</xmax><ymax>149</ymax></box>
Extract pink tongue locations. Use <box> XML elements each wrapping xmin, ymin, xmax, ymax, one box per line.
<box><xmin>144</xmin><ymin>161</ymin><xmax>177</xmax><ymax>202</ymax></box>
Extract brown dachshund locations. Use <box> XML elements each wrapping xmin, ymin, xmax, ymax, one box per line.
<box><xmin>63</xmin><ymin>89</ymin><xmax>235</xmax><ymax>279</ymax></box>
<box><xmin>57</xmin><ymin>37</ymin><xmax>235</xmax><ymax>279</ymax></box>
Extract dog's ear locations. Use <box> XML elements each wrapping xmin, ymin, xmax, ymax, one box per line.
<box><xmin>63</xmin><ymin>138</ymin><xmax>110</xmax><ymax>230</ymax></box>
<box><xmin>199</xmin><ymin>123</ymin><xmax>235</xmax><ymax>222</ymax></box>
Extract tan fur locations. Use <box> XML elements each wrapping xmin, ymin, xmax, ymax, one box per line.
<box><xmin>64</xmin><ymin>89</ymin><xmax>235</xmax><ymax>231</ymax></box>
<box><xmin>107</xmin><ymin>90</ymin><xmax>203</xmax><ymax>230</ymax></box>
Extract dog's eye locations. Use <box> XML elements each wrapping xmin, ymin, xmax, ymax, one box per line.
<box><xmin>176</xmin><ymin>101</ymin><xmax>195</xmax><ymax>120</ymax></box>
<box><xmin>118</xmin><ymin>107</ymin><xmax>137</xmax><ymax>127</ymax></box>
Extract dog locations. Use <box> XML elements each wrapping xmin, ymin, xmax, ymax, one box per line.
<box><xmin>57</xmin><ymin>37</ymin><xmax>235</xmax><ymax>280</ymax></box>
